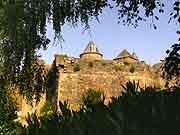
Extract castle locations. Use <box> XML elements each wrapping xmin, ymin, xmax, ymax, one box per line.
<box><xmin>51</xmin><ymin>41</ymin><xmax>164</xmax><ymax>104</ymax></box>
<box><xmin>16</xmin><ymin>41</ymin><xmax>165</xmax><ymax>124</ymax></box>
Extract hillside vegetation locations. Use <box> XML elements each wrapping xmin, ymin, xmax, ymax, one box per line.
<box><xmin>4</xmin><ymin>81</ymin><xmax>180</xmax><ymax>135</ymax></box>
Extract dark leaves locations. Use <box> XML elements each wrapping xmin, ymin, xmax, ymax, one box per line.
<box><xmin>115</xmin><ymin>0</ymin><xmax>164</xmax><ymax>28</ymax></box>
<box><xmin>155</xmin><ymin>16</ymin><xmax>159</xmax><ymax>20</ymax></box>
<box><xmin>153</xmin><ymin>24</ymin><xmax>157</xmax><ymax>30</ymax></box>
<box><xmin>174</xmin><ymin>1</ymin><xmax>180</xmax><ymax>7</ymax></box>
<box><xmin>0</xmin><ymin>0</ymin><xmax>179</xmax><ymax>103</ymax></box>
<box><xmin>24</xmin><ymin>82</ymin><xmax>180</xmax><ymax>135</ymax></box>
<box><xmin>163</xmin><ymin>43</ymin><xmax>180</xmax><ymax>86</ymax></box>
<box><xmin>0</xmin><ymin>0</ymin><xmax>109</xmax><ymax>101</ymax></box>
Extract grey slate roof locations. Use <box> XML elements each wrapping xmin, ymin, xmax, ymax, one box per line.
<box><xmin>115</xmin><ymin>49</ymin><xmax>131</xmax><ymax>59</ymax></box>
<box><xmin>115</xmin><ymin>49</ymin><xmax>139</xmax><ymax>60</ymax></box>
<box><xmin>83</xmin><ymin>41</ymin><xmax>100</xmax><ymax>53</ymax></box>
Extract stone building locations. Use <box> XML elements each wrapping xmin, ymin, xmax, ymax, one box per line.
<box><xmin>114</xmin><ymin>49</ymin><xmax>139</xmax><ymax>64</ymax></box>
<box><xmin>50</xmin><ymin>41</ymin><xmax>164</xmax><ymax>105</ymax></box>
<box><xmin>17</xmin><ymin>41</ymin><xmax>165</xmax><ymax>123</ymax></box>
<box><xmin>80</xmin><ymin>41</ymin><xmax>103</xmax><ymax>61</ymax></box>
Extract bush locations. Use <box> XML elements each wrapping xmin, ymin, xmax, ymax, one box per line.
<box><xmin>0</xmin><ymin>122</ymin><xmax>23</xmax><ymax>135</ymax></box>
<box><xmin>100</xmin><ymin>60</ymin><xmax>107</xmax><ymax>66</ymax></box>
<box><xmin>82</xmin><ymin>89</ymin><xmax>104</xmax><ymax>108</ymax></box>
<box><xmin>24</xmin><ymin>82</ymin><xmax>180</xmax><ymax>135</ymax></box>
<box><xmin>123</xmin><ymin>61</ymin><xmax>129</xmax><ymax>65</ymax></box>
<box><xmin>88</xmin><ymin>61</ymin><xmax>94</xmax><ymax>67</ymax></box>
<box><xmin>40</xmin><ymin>101</ymin><xmax>54</xmax><ymax>117</ymax></box>
<box><xmin>129</xmin><ymin>65</ymin><xmax>135</xmax><ymax>73</ymax></box>
<box><xmin>73</xmin><ymin>63</ymin><xmax>80</xmax><ymax>72</ymax></box>
<box><xmin>0</xmin><ymin>87</ymin><xmax>20</xmax><ymax>135</ymax></box>
<box><xmin>55</xmin><ymin>54</ymin><xmax>68</xmax><ymax>58</ymax></box>
<box><xmin>114</xmin><ymin>65</ymin><xmax>122</xmax><ymax>71</ymax></box>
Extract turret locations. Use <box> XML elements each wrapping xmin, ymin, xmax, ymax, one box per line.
<box><xmin>80</xmin><ymin>41</ymin><xmax>103</xmax><ymax>61</ymax></box>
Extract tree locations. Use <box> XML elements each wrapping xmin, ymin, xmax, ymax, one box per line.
<box><xmin>0</xmin><ymin>0</ymin><xmax>108</xmax><ymax>100</ymax></box>
<box><xmin>163</xmin><ymin>43</ymin><xmax>180</xmax><ymax>87</ymax></box>
<box><xmin>0</xmin><ymin>69</ymin><xmax>19</xmax><ymax>134</ymax></box>
<box><xmin>0</xmin><ymin>0</ymin><xmax>180</xmax><ymax>99</ymax></box>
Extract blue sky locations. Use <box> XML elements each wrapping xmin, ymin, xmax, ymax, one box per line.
<box><xmin>41</xmin><ymin>2</ymin><xmax>178</xmax><ymax>65</ymax></box>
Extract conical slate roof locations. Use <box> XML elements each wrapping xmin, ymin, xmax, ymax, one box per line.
<box><xmin>80</xmin><ymin>41</ymin><xmax>103</xmax><ymax>60</ymax></box>
<box><xmin>83</xmin><ymin>41</ymin><xmax>100</xmax><ymax>53</ymax></box>
<box><xmin>115</xmin><ymin>49</ymin><xmax>131</xmax><ymax>59</ymax></box>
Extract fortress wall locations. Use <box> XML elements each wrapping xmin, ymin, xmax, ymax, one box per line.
<box><xmin>58</xmin><ymin>72</ymin><xmax>125</xmax><ymax>103</ymax></box>
<box><xmin>115</xmin><ymin>57</ymin><xmax>138</xmax><ymax>63</ymax></box>
<box><xmin>124</xmin><ymin>57</ymin><xmax>138</xmax><ymax>63</ymax></box>
<box><xmin>57</xmin><ymin>71</ymin><xmax>158</xmax><ymax>104</ymax></box>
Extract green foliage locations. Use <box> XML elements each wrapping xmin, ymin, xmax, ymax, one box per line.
<box><xmin>0</xmin><ymin>0</ymin><xmax>179</xmax><ymax>102</ymax></box>
<box><xmin>40</xmin><ymin>101</ymin><xmax>54</xmax><ymax>117</ymax></box>
<box><xmin>163</xmin><ymin>44</ymin><xmax>180</xmax><ymax>86</ymax></box>
<box><xmin>55</xmin><ymin>54</ymin><xmax>68</xmax><ymax>58</ymax></box>
<box><xmin>0</xmin><ymin>63</ymin><xmax>23</xmax><ymax>134</ymax></box>
<box><xmin>1</xmin><ymin>0</ymin><xmax>180</xmax><ymax>133</ymax></box>
<box><xmin>73</xmin><ymin>63</ymin><xmax>80</xmax><ymax>72</ymax></box>
<box><xmin>83</xmin><ymin>88</ymin><xmax>105</xmax><ymax>108</ymax></box>
<box><xmin>0</xmin><ymin>84</ymin><xmax>20</xmax><ymax>134</ymax></box>
<box><xmin>100</xmin><ymin>60</ymin><xmax>107</xmax><ymax>66</ymax></box>
<box><xmin>88</xmin><ymin>61</ymin><xmax>94</xmax><ymax>68</ymax></box>
<box><xmin>25</xmin><ymin>113</ymin><xmax>42</xmax><ymax>135</ymax></box>
<box><xmin>114</xmin><ymin>65</ymin><xmax>122</xmax><ymax>71</ymax></box>
<box><xmin>121</xmin><ymin>81</ymin><xmax>140</xmax><ymax>96</ymax></box>
<box><xmin>129</xmin><ymin>65</ymin><xmax>135</xmax><ymax>73</ymax></box>
<box><xmin>19</xmin><ymin>82</ymin><xmax>180</xmax><ymax>135</ymax></box>
<box><xmin>23</xmin><ymin>81</ymin><xmax>180</xmax><ymax>135</ymax></box>
<box><xmin>124</xmin><ymin>61</ymin><xmax>129</xmax><ymax>65</ymax></box>
<box><xmin>0</xmin><ymin>83</ymin><xmax>15</xmax><ymax>119</ymax></box>
<box><xmin>0</xmin><ymin>0</ymin><xmax>107</xmax><ymax>101</ymax></box>
<box><xmin>46</xmin><ymin>64</ymin><xmax>58</xmax><ymax>102</ymax></box>
<box><xmin>0</xmin><ymin>122</ymin><xmax>23</xmax><ymax>135</ymax></box>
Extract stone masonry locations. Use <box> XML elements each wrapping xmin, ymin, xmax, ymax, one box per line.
<box><xmin>51</xmin><ymin>41</ymin><xmax>164</xmax><ymax>104</ymax></box>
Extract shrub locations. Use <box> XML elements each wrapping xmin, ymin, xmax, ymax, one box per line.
<box><xmin>55</xmin><ymin>54</ymin><xmax>68</xmax><ymax>58</ymax></box>
<box><xmin>129</xmin><ymin>65</ymin><xmax>135</xmax><ymax>73</ymax></box>
<box><xmin>124</xmin><ymin>61</ymin><xmax>129</xmax><ymax>65</ymax></box>
<box><xmin>0</xmin><ymin>87</ymin><xmax>20</xmax><ymax>135</ymax></box>
<box><xmin>24</xmin><ymin>82</ymin><xmax>180</xmax><ymax>135</ymax></box>
<box><xmin>40</xmin><ymin>101</ymin><xmax>54</xmax><ymax>117</ymax></box>
<box><xmin>100</xmin><ymin>60</ymin><xmax>107</xmax><ymax>66</ymax></box>
<box><xmin>114</xmin><ymin>65</ymin><xmax>122</xmax><ymax>71</ymax></box>
<box><xmin>88</xmin><ymin>61</ymin><xmax>94</xmax><ymax>67</ymax></box>
<box><xmin>73</xmin><ymin>63</ymin><xmax>80</xmax><ymax>72</ymax></box>
<box><xmin>82</xmin><ymin>89</ymin><xmax>104</xmax><ymax>108</ymax></box>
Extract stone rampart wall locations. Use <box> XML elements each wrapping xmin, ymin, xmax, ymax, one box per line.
<box><xmin>57</xmin><ymin>71</ymin><xmax>158</xmax><ymax>104</ymax></box>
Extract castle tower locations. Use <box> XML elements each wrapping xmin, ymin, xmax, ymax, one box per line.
<box><xmin>80</xmin><ymin>41</ymin><xmax>103</xmax><ymax>61</ymax></box>
<box><xmin>114</xmin><ymin>49</ymin><xmax>138</xmax><ymax>63</ymax></box>
<box><xmin>114</xmin><ymin>49</ymin><xmax>131</xmax><ymax>60</ymax></box>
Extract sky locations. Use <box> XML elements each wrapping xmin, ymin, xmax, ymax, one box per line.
<box><xmin>41</xmin><ymin>2</ymin><xmax>178</xmax><ymax>65</ymax></box>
